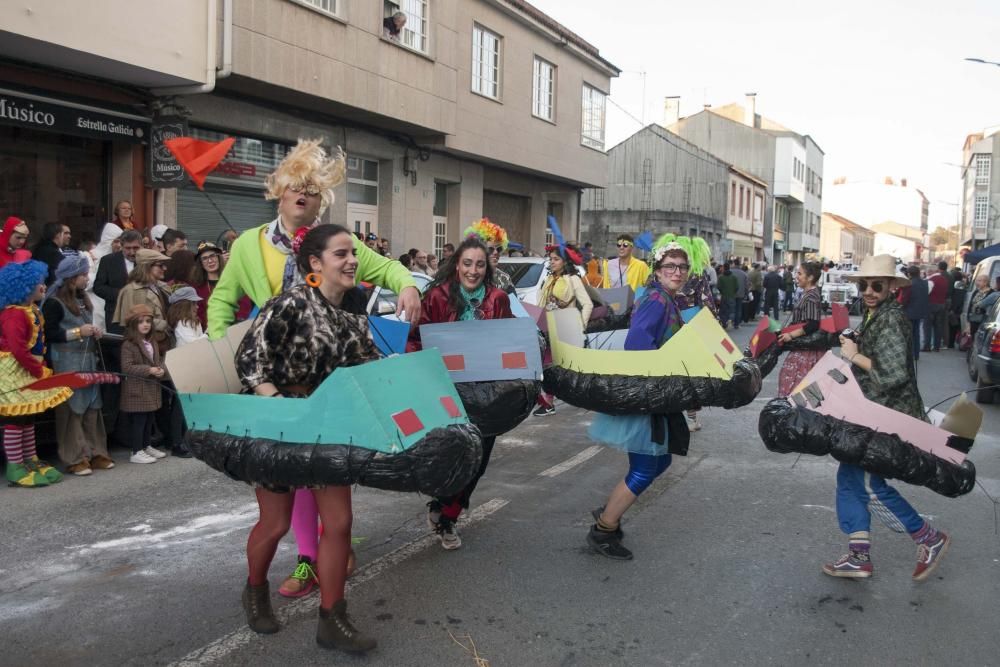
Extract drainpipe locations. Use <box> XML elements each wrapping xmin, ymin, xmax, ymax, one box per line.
<box><xmin>151</xmin><ymin>0</ymin><xmax>232</xmax><ymax>96</ymax></box>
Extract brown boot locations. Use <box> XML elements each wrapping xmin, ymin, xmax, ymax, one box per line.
<box><xmin>241</xmin><ymin>580</ymin><xmax>279</xmax><ymax>634</ymax></box>
<box><xmin>316</xmin><ymin>600</ymin><xmax>376</xmax><ymax>652</ymax></box>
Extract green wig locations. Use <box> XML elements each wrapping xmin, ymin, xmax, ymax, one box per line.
<box><xmin>651</xmin><ymin>234</ymin><xmax>710</xmax><ymax>276</ymax></box>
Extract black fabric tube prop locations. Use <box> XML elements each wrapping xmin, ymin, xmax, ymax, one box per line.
<box><xmin>757</xmin><ymin>398</ymin><xmax>976</xmax><ymax>498</ymax></box>
<box><xmin>456</xmin><ymin>379</ymin><xmax>540</xmax><ymax>437</ymax></box>
<box><xmin>186</xmin><ymin>423</ymin><xmax>483</xmax><ymax>496</ymax></box>
<box><xmin>747</xmin><ymin>331</ymin><xmax>841</xmax><ymax>380</ymax></box>
<box><xmin>542</xmin><ymin>357</ymin><xmax>763</xmax><ymax>415</ymax></box>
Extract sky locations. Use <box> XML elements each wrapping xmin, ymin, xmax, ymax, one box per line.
<box><xmin>528</xmin><ymin>0</ymin><xmax>1000</xmax><ymax>231</ymax></box>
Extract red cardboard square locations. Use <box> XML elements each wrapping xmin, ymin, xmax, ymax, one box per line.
<box><xmin>392</xmin><ymin>408</ymin><xmax>424</xmax><ymax>437</ymax></box>
<box><xmin>440</xmin><ymin>396</ymin><xmax>462</xmax><ymax>418</ymax></box>
<box><xmin>501</xmin><ymin>351</ymin><xmax>528</xmax><ymax>369</ymax></box>
<box><xmin>720</xmin><ymin>338</ymin><xmax>735</xmax><ymax>354</ymax></box>
<box><xmin>442</xmin><ymin>354</ymin><xmax>466</xmax><ymax>371</ymax></box>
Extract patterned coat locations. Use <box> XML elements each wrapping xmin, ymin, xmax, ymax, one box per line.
<box><xmin>119</xmin><ymin>339</ymin><xmax>163</xmax><ymax>413</ymax></box>
<box><xmin>853</xmin><ymin>298</ymin><xmax>925</xmax><ymax>419</ymax></box>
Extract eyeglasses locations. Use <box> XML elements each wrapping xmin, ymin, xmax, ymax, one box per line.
<box><xmin>616</xmin><ymin>241</ymin><xmax>633</xmax><ymax>248</ymax></box>
<box><xmin>659</xmin><ymin>263</ymin><xmax>690</xmax><ymax>274</ymax></box>
<box><xmin>858</xmin><ymin>279</ymin><xmax>886</xmax><ymax>293</ymax></box>
<box><xmin>486</xmin><ymin>246</ymin><xmax>501</xmax><ymax>255</ymax></box>
<box><xmin>153</xmin><ymin>262</ymin><xmax>168</xmax><ymax>270</ymax></box>
<box><xmin>289</xmin><ymin>182</ymin><xmax>322</xmax><ymax>196</ymax></box>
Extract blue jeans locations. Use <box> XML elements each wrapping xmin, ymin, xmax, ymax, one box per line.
<box><xmin>836</xmin><ymin>463</ymin><xmax>924</xmax><ymax>535</ymax></box>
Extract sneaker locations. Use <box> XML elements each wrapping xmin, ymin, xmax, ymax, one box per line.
<box><xmin>533</xmin><ymin>405</ymin><xmax>555</xmax><ymax>417</ymax></box>
<box><xmin>279</xmin><ymin>557</ymin><xmax>319</xmax><ymax>598</ymax></box>
<box><xmin>591</xmin><ymin>507</ymin><xmax>623</xmax><ymax>540</ymax></box>
<box><xmin>144</xmin><ymin>446</ymin><xmax>167</xmax><ymax>459</ymax></box>
<box><xmin>90</xmin><ymin>455</ymin><xmax>116</xmax><ymax>470</ymax></box>
<box><xmin>912</xmin><ymin>532</ymin><xmax>950</xmax><ymax>581</ymax></box>
<box><xmin>66</xmin><ymin>461</ymin><xmax>93</xmax><ymax>476</ymax></box>
<box><xmin>686</xmin><ymin>413</ymin><xmax>702</xmax><ymax>431</ymax></box>
<box><xmin>130</xmin><ymin>451</ymin><xmax>158</xmax><ymax>464</ymax></box>
<box><xmin>822</xmin><ymin>552</ymin><xmax>873</xmax><ymax>579</ymax></box>
<box><xmin>435</xmin><ymin>517</ymin><xmax>462</xmax><ymax>550</ymax></box>
<box><xmin>587</xmin><ymin>525</ymin><xmax>633</xmax><ymax>560</ymax></box>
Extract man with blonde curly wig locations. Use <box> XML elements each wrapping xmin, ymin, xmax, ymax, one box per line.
<box><xmin>207</xmin><ymin>138</ymin><xmax>419</xmax><ymax>338</ymax></box>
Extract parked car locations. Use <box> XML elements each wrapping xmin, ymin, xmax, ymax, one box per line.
<box><xmin>498</xmin><ymin>257</ymin><xmax>549</xmax><ymax>305</ymax></box>
<box><xmin>820</xmin><ymin>269</ymin><xmax>861</xmax><ymax>314</ymax></box>
<box><xmin>966</xmin><ymin>297</ymin><xmax>1000</xmax><ymax>403</ymax></box>
<box><xmin>366</xmin><ymin>271</ymin><xmax>433</xmax><ymax>320</ymax></box>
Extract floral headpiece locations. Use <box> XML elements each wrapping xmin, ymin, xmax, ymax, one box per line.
<box><xmin>650</xmin><ymin>234</ymin><xmax>710</xmax><ymax>276</ymax></box>
<box><xmin>463</xmin><ymin>218</ymin><xmax>509</xmax><ymax>251</ymax></box>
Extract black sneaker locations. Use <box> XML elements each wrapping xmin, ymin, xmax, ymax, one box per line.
<box><xmin>591</xmin><ymin>507</ymin><xmax>623</xmax><ymax>540</ymax></box>
<box><xmin>587</xmin><ymin>525</ymin><xmax>633</xmax><ymax>560</ymax></box>
<box><xmin>533</xmin><ymin>405</ymin><xmax>555</xmax><ymax>417</ymax></box>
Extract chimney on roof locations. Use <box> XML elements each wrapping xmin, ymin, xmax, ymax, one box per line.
<box><xmin>703</xmin><ymin>103</ymin><xmax>712</xmax><ymax>110</ymax></box>
<box><xmin>663</xmin><ymin>96</ymin><xmax>680</xmax><ymax>127</ymax></box>
<box><xmin>744</xmin><ymin>93</ymin><xmax>757</xmax><ymax>127</ymax></box>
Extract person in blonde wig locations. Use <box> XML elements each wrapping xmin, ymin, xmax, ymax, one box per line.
<box><xmin>207</xmin><ymin>138</ymin><xmax>420</xmax><ymax>602</ymax></box>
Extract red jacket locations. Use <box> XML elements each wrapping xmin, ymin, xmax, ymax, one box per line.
<box><xmin>407</xmin><ymin>283</ymin><xmax>513</xmax><ymax>352</ymax></box>
<box><xmin>928</xmin><ymin>273</ymin><xmax>949</xmax><ymax>306</ymax></box>
<box><xmin>193</xmin><ymin>281</ymin><xmax>252</xmax><ymax>329</ymax></box>
<box><xmin>0</xmin><ymin>306</ymin><xmax>46</xmax><ymax>378</ymax></box>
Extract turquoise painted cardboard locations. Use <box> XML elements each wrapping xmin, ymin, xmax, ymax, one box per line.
<box><xmin>179</xmin><ymin>350</ymin><xmax>469</xmax><ymax>454</ymax></box>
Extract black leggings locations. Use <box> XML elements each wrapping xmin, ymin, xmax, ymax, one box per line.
<box><xmin>124</xmin><ymin>411</ymin><xmax>154</xmax><ymax>454</ymax></box>
<box><xmin>436</xmin><ymin>435</ymin><xmax>496</xmax><ymax>520</ymax></box>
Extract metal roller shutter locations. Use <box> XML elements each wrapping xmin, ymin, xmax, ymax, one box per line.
<box><xmin>176</xmin><ymin>182</ymin><xmax>276</xmax><ymax>247</ymax></box>
<box><xmin>483</xmin><ymin>190</ymin><xmax>531</xmax><ymax>247</ymax></box>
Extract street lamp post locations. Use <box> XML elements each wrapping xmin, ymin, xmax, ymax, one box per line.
<box><xmin>965</xmin><ymin>57</ymin><xmax>1000</xmax><ymax>68</ymax></box>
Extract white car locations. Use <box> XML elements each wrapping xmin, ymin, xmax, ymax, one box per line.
<box><xmin>498</xmin><ymin>257</ymin><xmax>549</xmax><ymax>305</ymax></box>
<box><xmin>366</xmin><ymin>271</ymin><xmax>433</xmax><ymax>320</ymax></box>
<box><xmin>820</xmin><ymin>270</ymin><xmax>860</xmax><ymax>314</ymax></box>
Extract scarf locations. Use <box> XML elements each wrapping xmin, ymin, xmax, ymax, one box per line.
<box><xmin>265</xmin><ymin>216</ymin><xmax>317</xmax><ymax>292</ymax></box>
<box><xmin>458</xmin><ymin>283</ymin><xmax>486</xmax><ymax>321</ymax></box>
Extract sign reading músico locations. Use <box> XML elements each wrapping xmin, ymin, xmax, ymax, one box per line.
<box><xmin>0</xmin><ymin>89</ymin><xmax>148</xmax><ymax>144</ymax></box>
<box><xmin>148</xmin><ymin>115</ymin><xmax>190</xmax><ymax>188</ymax></box>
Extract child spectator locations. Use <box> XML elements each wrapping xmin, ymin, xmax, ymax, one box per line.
<box><xmin>43</xmin><ymin>255</ymin><xmax>115</xmax><ymax>476</ymax></box>
<box><xmin>168</xmin><ymin>286</ymin><xmax>207</xmax><ymax>347</ymax></box>
<box><xmin>120</xmin><ymin>304</ymin><xmax>167</xmax><ymax>464</ymax></box>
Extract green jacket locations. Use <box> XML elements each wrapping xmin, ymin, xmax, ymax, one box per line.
<box><xmin>717</xmin><ymin>272</ymin><xmax>739</xmax><ymax>300</ymax></box>
<box><xmin>207</xmin><ymin>222</ymin><xmax>416</xmax><ymax>338</ymax></box>
<box><xmin>853</xmin><ymin>299</ymin><xmax>925</xmax><ymax>419</ymax></box>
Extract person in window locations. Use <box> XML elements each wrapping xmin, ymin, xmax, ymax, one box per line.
<box><xmin>406</xmin><ymin>235</ymin><xmax>513</xmax><ymax>550</ymax></box>
<box><xmin>236</xmin><ymin>224</ymin><xmax>379</xmax><ymax>653</ymax></box>
<box><xmin>828</xmin><ymin>254</ymin><xmax>950</xmax><ymax>581</ymax></box>
<box><xmin>383</xmin><ymin>11</ymin><xmax>406</xmax><ymax>41</ymax></box>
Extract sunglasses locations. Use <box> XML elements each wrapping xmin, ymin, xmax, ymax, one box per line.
<box><xmin>289</xmin><ymin>182</ymin><xmax>322</xmax><ymax>196</ymax></box>
<box><xmin>616</xmin><ymin>241</ymin><xmax>633</xmax><ymax>248</ymax></box>
<box><xmin>659</xmin><ymin>263</ymin><xmax>690</xmax><ymax>274</ymax></box>
<box><xmin>486</xmin><ymin>246</ymin><xmax>501</xmax><ymax>255</ymax></box>
<box><xmin>857</xmin><ymin>279</ymin><xmax>886</xmax><ymax>293</ymax></box>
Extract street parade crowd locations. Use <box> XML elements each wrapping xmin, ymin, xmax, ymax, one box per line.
<box><xmin>0</xmin><ymin>138</ymin><xmax>970</xmax><ymax>656</ymax></box>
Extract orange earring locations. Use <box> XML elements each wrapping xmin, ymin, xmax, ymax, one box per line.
<box><xmin>305</xmin><ymin>272</ymin><xmax>322</xmax><ymax>288</ymax></box>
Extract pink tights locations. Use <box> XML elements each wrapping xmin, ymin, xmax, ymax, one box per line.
<box><xmin>291</xmin><ymin>488</ymin><xmax>320</xmax><ymax>561</ymax></box>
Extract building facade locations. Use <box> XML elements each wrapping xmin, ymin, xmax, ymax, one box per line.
<box><xmin>0</xmin><ymin>0</ymin><xmax>618</xmax><ymax>256</ymax></box>
<box><xmin>579</xmin><ymin>125</ymin><xmax>731</xmax><ymax>260</ymax></box>
<box><xmin>820</xmin><ymin>212</ymin><xmax>874</xmax><ymax>265</ymax></box>
<box><xmin>959</xmin><ymin>127</ymin><xmax>1000</xmax><ymax>250</ymax></box>
<box><xmin>727</xmin><ymin>166</ymin><xmax>767</xmax><ymax>262</ymax></box>
<box><xmin>665</xmin><ymin>95</ymin><xmax>824</xmax><ymax>266</ymax></box>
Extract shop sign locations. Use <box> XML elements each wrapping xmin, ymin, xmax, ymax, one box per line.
<box><xmin>0</xmin><ymin>89</ymin><xmax>148</xmax><ymax>143</ymax></box>
<box><xmin>148</xmin><ymin>115</ymin><xmax>190</xmax><ymax>188</ymax></box>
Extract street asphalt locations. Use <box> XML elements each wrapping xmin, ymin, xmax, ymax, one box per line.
<box><xmin>2</xmin><ymin>319</ymin><xmax>999</xmax><ymax>666</ymax></box>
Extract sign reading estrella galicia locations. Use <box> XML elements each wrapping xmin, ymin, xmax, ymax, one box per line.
<box><xmin>0</xmin><ymin>89</ymin><xmax>149</xmax><ymax>144</ymax></box>
<box><xmin>419</xmin><ymin>318</ymin><xmax>542</xmax><ymax>383</ymax></box>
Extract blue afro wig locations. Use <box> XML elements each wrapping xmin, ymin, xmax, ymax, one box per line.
<box><xmin>0</xmin><ymin>260</ymin><xmax>49</xmax><ymax>308</ymax></box>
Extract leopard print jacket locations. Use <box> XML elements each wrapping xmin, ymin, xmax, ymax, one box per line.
<box><xmin>236</xmin><ymin>284</ymin><xmax>379</xmax><ymax>393</ymax></box>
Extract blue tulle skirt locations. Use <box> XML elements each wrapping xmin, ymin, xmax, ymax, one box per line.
<box><xmin>588</xmin><ymin>412</ymin><xmax>670</xmax><ymax>456</ymax></box>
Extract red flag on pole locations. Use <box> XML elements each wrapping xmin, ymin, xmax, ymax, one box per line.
<box><xmin>163</xmin><ymin>136</ymin><xmax>235</xmax><ymax>190</ymax></box>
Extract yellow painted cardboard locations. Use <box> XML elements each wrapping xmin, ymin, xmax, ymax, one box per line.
<box><xmin>548</xmin><ymin>307</ymin><xmax>742</xmax><ymax>378</ymax></box>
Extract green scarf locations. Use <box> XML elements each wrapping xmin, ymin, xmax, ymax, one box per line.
<box><xmin>458</xmin><ymin>283</ymin><xmax>487</xmax><ymax>321</ymax></box>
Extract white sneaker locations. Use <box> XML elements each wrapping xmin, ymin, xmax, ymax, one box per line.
<box><xmin>435</xmin><ymin>518</ymin><xmax>462</xmax><ymax>550</ymax></box>
<box><xmin>130</xmin><ymin>451</ymin><xmax>158</xmax><ymax>464</ymax></box>
<box><xmin>686</xmin><ymin>414</ymin><xmax>702</xmax><ymax>431</ymax></box>
<box><xmin>144</xmin><ymin>446</ymin><xmax>167</xmax><ymax>459</ymax></box>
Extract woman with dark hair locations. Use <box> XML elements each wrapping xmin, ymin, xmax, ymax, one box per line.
<box><xmin>164</xmin><ymin>249</ymin><xmax>196</xmax><ymax>285</ymax></box>
<box><xmin>534</xmin><ymin>244</ymin><xmax>592</xmax><ymax>416</ymax></box>
<box><xmin>407</xmin><ymin>235</ymin><xmax>513</xmax><ymax>549</ymax></box>
<box><xmin>190</xmin><ymin>242</ymin><xmax>251</xmax><ymax>329</ymax></box>
<box><xmin>235</xmin><ymin>224</ymin><xmax>379</xmax><ymax>653</ymax></box>
<box><xmin>42</xmin><ymin>255</ymin><xmax>114</xmax><ymax>476</ymax></box>
<box><xmin>777</xmin><ymin>261</ymin><xmax>824</xmax><ymax>397</ymax></box>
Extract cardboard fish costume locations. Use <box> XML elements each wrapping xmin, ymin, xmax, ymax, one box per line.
<box><xmin>758</xmin><ymin>352</ymin><xmax>979</xmax><ymax>497</ymax></box>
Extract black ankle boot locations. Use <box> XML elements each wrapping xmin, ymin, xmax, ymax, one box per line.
<box><xmin>242</xmin><ymin>580</ymin><xmax>280</xmax><ymax>634</ymax></box>
<box><xmin>317</xmin><ymin>600</ymin><xmax>377</xmax><ymax>653</ymax></box>
<box><xmin>587</xmin><ymin>524</ymin><xmax>634</xmax><ymax>561</ymax></box>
